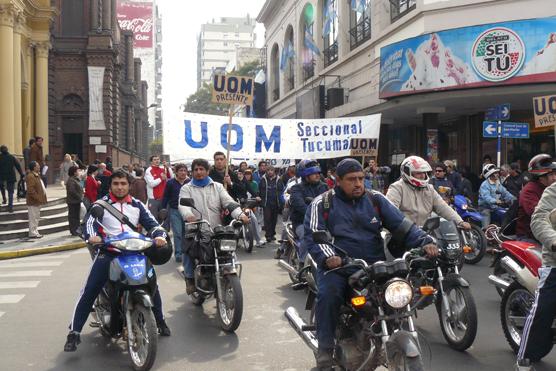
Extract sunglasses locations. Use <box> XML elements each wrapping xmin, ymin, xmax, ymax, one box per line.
<box><xmin>435</xmin><ymin>169</ymin><xmax>445</xmax><ymax>173</ymax></box>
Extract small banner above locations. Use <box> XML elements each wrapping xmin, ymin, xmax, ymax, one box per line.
<box><xmin>533</xmin><ymin>94</ymin><xmax>556</xmax><ymax>128</ymax></box>
<box><xmin>88</xmin><ymin>66</ymin><xmax>106</xmax><ymax>131</ymax></box>
<box><xmin>212</xmin><ymin>74</ymin><xmax>254</xmax><ymax>106</ymax></box>
<box><xmin>164</xmin><ymin>113</ymin><xmax>382</xmax><ymax>161</ymax></box>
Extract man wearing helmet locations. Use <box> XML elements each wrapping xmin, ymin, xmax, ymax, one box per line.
<box><xmin>478</xmin><ymin>163</ymin><xmax>516</xmax><ymax>228</ymax></box>
<box><xmin>515</xmin><ymin>154</ymin><xmax>556</xmax><ymax>241</ymax></box>
<box><xmin>386</xmin><ymin>156</ymin><xmax>471</xmax><ymax>230</ymax></box>
<box><xmin>289</xmin><ymin>160</ymin><xmax>328</xmax><ymax>260</ymax></box>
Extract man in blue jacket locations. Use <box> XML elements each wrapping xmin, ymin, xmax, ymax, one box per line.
<box><xmin>304</xmin><ymin>158</ymin><xmax>438</xmax><ymax>369</ymax></box>
<box><xmin>290</xmin><ymin>160</ymin><xmax>328</xmax><ymax>260</ymax></box>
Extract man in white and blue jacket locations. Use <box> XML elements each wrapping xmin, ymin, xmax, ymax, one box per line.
<box><xmin>478</xmin><ymin>164</ymin><xmax>516</xmax><ymax>228</ymax></box>
<box><xmin>304</xmin><ymin>159</ymin><xmax>438</xmax><ymax>369</ymax></box>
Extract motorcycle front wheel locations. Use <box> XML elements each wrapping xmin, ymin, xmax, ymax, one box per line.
<box><xmin>436</xmin><ymin>285</ymin><xmax>478</xmax><ymax>351</ymax></box>
<box><xmin>462</xmin><ymin>224</ymin><xmax>487</xmax><ymax>265</ymax></box>
<box><xmin>501</xmin><ymin>281</ymin><xmax>535</xmax><ymax>354</ymax></box>
<box><xmin>287</xmin><ymin>244</ymin><xmax>300</xmax><ymax>284</ymax></box>
<box><xmin>127</xmin><ymin>303</ymin><xmax>158</xmax><ymax>371</ymax></box>
<box><xmin>217</xmin><ymin>275</ymin><xmax>243</xmax><ymax>333</ymax></box>
<box><xmin>241</xmin><ymin>224</ymin><xmax>254</xmax><ymax>253</ymax></box>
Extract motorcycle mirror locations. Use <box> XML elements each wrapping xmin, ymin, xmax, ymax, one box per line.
<box><xmin>244</xmin><ymin>200</ymin><xmax>257</xmax><ymax>209</ymax></box>
<box><xmin>422</xmin><ymin>217</ymin><xmax>440</xmax><ymax>232</ymax></box>
<box><xmin>90</xmin><ymin>205</ymin><xmax>104</xmax><ymax>219</ymax></box>
<box><xmin>158</xmin><ymin>208</ymin><xmax>168</xmax><ymax>221</ymax></box>
<box><xmin>549</xmin><ymin>209</ymin><xmax>556</xmax><ymax>227</ymax></box>
<box><xmin>312</xmin><ymin>230</ymin><xmax>332</xmax><ymax>244</ymax></box>
<box><xmin>180</xmin><ymin>198</ymin><xmax>195</xmax><ymax>207</ymax></box>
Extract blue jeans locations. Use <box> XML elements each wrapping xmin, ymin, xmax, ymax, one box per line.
<box><xmin>169</xmin><ymin>208</ymin><xmax>183</xmax><ymax>259</ymax></box>
<box><xmin>295</xmin><ymin>224</ymin><xmax>306</xmax><ymax>261</ymax></box>
<box><xmin>182</xmin><ymin>238</ymin><xmax>195</xmax><ymax>279</ymax></box>
<box><xmin>249</xmin><ymin>211</ymin><xmax>262</xmax><ymax>244</ymax></box>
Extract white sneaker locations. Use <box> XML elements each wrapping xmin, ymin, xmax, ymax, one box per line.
<box><xmin>515</xmin><ymin>359</ymin><xmax>535</xmax><ymax>371</ymax></box>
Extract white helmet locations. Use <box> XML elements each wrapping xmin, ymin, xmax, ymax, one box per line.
<box><xmin>483</xmin><ymin>163</ymin><xmax>499</xmax><ymax>179</ymax></box>
<box><xmin>401</xmin><ymin>156</ymin><xmax>432</xmax><ymax>188</ymax></box>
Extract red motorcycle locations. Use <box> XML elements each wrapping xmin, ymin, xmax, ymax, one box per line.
<box><xmin>486</xmin><ymin>225</ymin><xmax>555</xmax><ymax>354</ymax></box>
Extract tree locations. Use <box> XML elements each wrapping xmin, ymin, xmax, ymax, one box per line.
<box><xmin>236</xmin><ymin>60</ymin><xmax>260</xmax><ymax>78</ymax></box>
<box><xmin>183</xmin><ymin>83</ymin><xmax>228</xmax><ymax>115</ymax></box>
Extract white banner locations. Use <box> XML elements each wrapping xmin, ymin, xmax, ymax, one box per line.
<box><xmin>164</xmin><ymin>113</ymin><xmax>381</xmax><ymax>161</ymax></box>
<box><xmin>88</xmin><ymin>66</ymin><xmax>106</xmax><ymax>130</ymax></box>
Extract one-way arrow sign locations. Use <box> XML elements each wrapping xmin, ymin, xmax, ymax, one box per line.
<box><xmin>485</xmin><ymin>103</ymin><xmax>511</xmax><ymax>121</ymax></box>
<box><xmin>483</xmin><ymin>121</ymin><xmax>498</xmax><ymax>138</ymax></box>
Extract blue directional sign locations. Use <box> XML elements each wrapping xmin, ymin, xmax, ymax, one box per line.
<box><xmin>485</xmin><ymin>103</ymin><xmax>511</xmax><ymax>121</ymax></box>
<box><xmin>483</xmin><ymin>121</ymin><xmax>498</xmax><ymax>138</ymax></box>
<box><xmin>502</xmin><ymin>122</ymin><xmax>529</xmax><ymax>139</ymax></box>
<box><xmin>483</xmin><ymin>121</ymin><xmax>529</xmax><ymax>139</ymax></box>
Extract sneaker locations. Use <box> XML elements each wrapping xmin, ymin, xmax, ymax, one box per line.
<box><xmin>185</xmin><ymin>278</ymin><xmax>196</xmax><ymax>295</ymax></box>
<box><xmin>515</xmin><ymin>359</ymin><xmax>535</xmax><ymax>371</ymax></box>
<box><xmin>157</xmin><ymin>320</ymin><xmax>171</xmax><ymax>336</ymax></box>
<box><xmin>175</xmin><ymin>255</ymin><xmax>183</xmax><ymax>263</ymax></box>
<box><xmin>63</xmin><ymin>331</ymin><xmax>81</xmax><ymax>352</ymax></box>
<box><xmin>316</xmin><ymin>348</ymin><xmax>334</xmax><ymax>369</ymax></box>
<box><xmin>8</xmin><ymin>206</ymin><xmax>13</xmax><ymax>213</ymax></box>
<box><xmin>29</xmin><ymin>234</ymin><xmax>43</xmax><ymax>239</ymax></box>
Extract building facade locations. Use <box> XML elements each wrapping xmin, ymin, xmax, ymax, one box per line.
<box><xmin>0</xmin><ymin>0</ymin><xmax>55</xmax><ymax>158</ymax></box>
<box><xmin>258</xmin><ymin>0</ymin><xmax>556</xmax><ymax>172</ymax></box>
<box><xmin>197</xmin><ymin>16</ymin><xmax>257</xmax><ymax>88</ymax></box>
<box><xmin>49</xmin><ymin>0</ymin><xmax>150</xmax><ymax>178</ymax></box>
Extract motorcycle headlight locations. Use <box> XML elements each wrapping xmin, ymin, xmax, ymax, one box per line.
<box><xmin>219</xmin><ymin>239</ymin><xmax>236</xmax><ymax>252</ymax></box>
<box><xmin>384</xmin><ymin>279</ymin><xmax>413</xmax><ymax>309</ymax></box>
<box><xmin>461</xmin><ymin>204</ymin><xmax>468</xmax><ymax>210</ymax></box>
<box><xmin>111</xmin><ymin>239</ymin><xmax>152</xmax><ymax>251</ymax></box>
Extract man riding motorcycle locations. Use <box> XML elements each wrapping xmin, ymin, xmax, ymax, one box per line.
<box><xmin>178</xmin><ymin>158</ymin><xmax>249</xmax><ymax>294</ymax></box>
<box><xmin>289</xmin><ymin>160</ymin><xmax>328</xmax><ymax>260</ymax></box>
<box><xmin>516</xmin><ymin>180</ymin><xmax>556</xmax><ymax>370</ymax></box>
<box><xmin>478</xmin><ymin>164</ymin><xmax>516</xmax><ymax>228</ymax></box>
<box><xmin>386</xmin><ymin>156</ymin><xmax>471</xmax><ymax>230</ymax></box>
<box><xmin>64</xmin><ymin>170</ymin><xmax>170</xmax><ymax>352</ymax></box>
<box><xmin>516</xmin><ymin>154</ymin><xmax>556</xmax><ymax>241</ymax></box>
<box><xmin>304</xmin><ymin>158</ymin><xmax>439</xmax><ymax>370</ymax></box>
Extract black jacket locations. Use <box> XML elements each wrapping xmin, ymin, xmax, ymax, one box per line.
<box><xmin>209</xmin><ymin>167</ymin><xmax>239</xmax><ymax>198</ymax></box>
<box><xmin>290</xmin><ymin>180</ymin><xmax>328</xmax><ymax>227</ymax></box>
<box><xmin>66</xmin><ymin>176</ymin><xmax>83</xmax><ymax>204</ymax></box>
<box><xmin>504</xmin><ymin>174</ymin><xmax>526</xmax><ymax>198</ymax></box>
<box><xmin>0</xmin><ymin>152</ymin><xmax>23</xmax><ymax>182</ymax></box>
<box><xmin>259</xmin><ymin>174</ymin><xmax>284</xmax><ymax>209</ymax></box>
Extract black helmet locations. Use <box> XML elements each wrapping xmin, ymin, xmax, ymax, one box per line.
<box><xmin>528</xmin><ymin>154</ymin><xmax>556</xmax><ymax>179</ymax></box>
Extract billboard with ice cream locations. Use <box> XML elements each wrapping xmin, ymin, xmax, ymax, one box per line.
<box><xmin>379</xmin><ymin>17</ymin><xmax>556</xmax><ymax>98</ymax></box>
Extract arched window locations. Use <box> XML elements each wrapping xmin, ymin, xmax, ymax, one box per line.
<box><xmin>270</xmin><ymin>44</ymin><xmax>280</xmax><ymax>102</ymax></box>
<box><xmin>322</xmin><ymin>0</ymin><xmax>338</xmax><ymax>67</ymax></box>
<box><xmin>283</xmin><ymin>25</ymin><xmax>295</xmax><ymax>92</ymax></box>
<box><xmin>300</xmin><ymin>3</ymin><xmax>317</xmax><ymax>81</ymax></box>
<box><xmin>349</xmin><ymin>0</ymin><xmax>371</xmax><ymax>49</ymax></box>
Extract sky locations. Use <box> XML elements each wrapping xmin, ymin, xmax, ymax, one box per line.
<box><xmin>158</xmin><ymin>0</ymin><xmax>267</xmax><ymax>125</ymax></box>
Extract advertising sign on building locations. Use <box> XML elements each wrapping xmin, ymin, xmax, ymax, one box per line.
<box><xmin>379</xmin><ymin>17</ymin><xmax>556</xmax><ymax>98</ymax></box>
<box><xmin>117</xmin><ymin>1</ymin><xmax>153</xmax><ymax>48</ymax></box>
<box><xmin>164</xmin><ymin>113</ymin><xmax>381</xmax><ymax>161</ymax></box>
<box><xmin>533</xmin><ymin>95</ymin><xmax>556</xmax><ymax>128</ymax></box>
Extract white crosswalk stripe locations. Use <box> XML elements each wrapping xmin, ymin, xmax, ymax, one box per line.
<box><xmin>0</xmin><ymin>295</ymin><xmax>25</xmax><ymax>304</ymax></box>
<box><xmin>0</xmin><ymin>281</ymin><xmax>40</xmax><ymax>289</ymax></box>
<box><xmin>0</xmin><ymin>261</ymin><xmax>63</xmax><ymax>268</ymax></box>
<box><xmin>0</xmin><ymin>270</ymin><xmax>52</xmax><ymax>278</ymax></box>
<box><xmin>0</xmin><ymin>311</ymin><xmax>4</xmax><ymax>318</ymax></box>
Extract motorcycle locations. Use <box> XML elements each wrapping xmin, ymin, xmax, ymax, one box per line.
<box><xmin>179</xmin><ymin>197</ymin><xmax>244</xmax><ymax>332</ymax></box>
<box><xmin>237</xmin><ymin>198</ymin><xmax>258</xmax><ymax>253</ymax></box>
<box><xmin>285</xmin><ymin>230</ymin><xmax>425</xmax><ymax>371</ymax></box>
<box><xmin>407</xmin><ymin>216</ymin><xmax>478</xmax><ymax>351</ymax></box>
<box><xmin>452</xmin><ymin>195</ymin><xmax>488</xmax><ymax>264</ymax></box>
<box><xmin>87</xmin><ymin>207</ymin><xmax>159</xmax><ymax>371</ymax></box>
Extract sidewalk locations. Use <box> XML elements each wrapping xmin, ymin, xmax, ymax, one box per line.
<box><xmin>0</xmin><ymin>231</ymin><xmax>85</xmax><ymax>259</ymax></box>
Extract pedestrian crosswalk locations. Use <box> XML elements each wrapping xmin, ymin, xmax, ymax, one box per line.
<box><xmin>0</xmin><ymin>251</ymin><xmax>75</xmax><ymax>320</ymax></box>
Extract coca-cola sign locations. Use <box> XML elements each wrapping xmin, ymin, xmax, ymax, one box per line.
<box><xmin>117</xmin><ymin>1</ymin><xmax>153</xmax><ymax>48</ymax></box>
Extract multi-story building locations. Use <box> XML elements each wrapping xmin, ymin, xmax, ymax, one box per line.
<box><xmin>49</xmin><ymin>0</ymin><xmax>150</xmax><ymax>178</ymax></box>
<box><xmin>258</xmin><ymin>0</ymin><xmax>556</xmax><ymax>172</ymax></box>
<box><xmin>197</xmin><ymin>16</ymin><xmax>257</xmax><ymax>88</ymax></box>
<box><xmin>0</xmin><ymin>0</ymin><xmax>55</xmax><ymax>158</ymax></box>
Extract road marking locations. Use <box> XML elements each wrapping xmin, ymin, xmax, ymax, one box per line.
<box><xmin>0</xmin><ymin>294</ymin><xmax>25</xmax><ymax>304</ymax></box>
<box><xmin>0</xmin><ymin>270</ymin><xmax>52</xmax><ymax>277</ymax></box>
<box><xmin>0</xmin><ymin>281</ymin><xmax>40</xmax><ymax>289</ymax></box>
<box><xmin>0</xmin><ymin>312</ymin><xmax>4</xmax><ymax>318</ymax></box>
<box><xmin>0</xmin><ymin>261</ymin><xmax>63</xmax><ymax>268</ymax></box>
<box><xmin>21</xmin><ymin>254</ymin><xmax>72</xmax><ymax>260</ymax></box>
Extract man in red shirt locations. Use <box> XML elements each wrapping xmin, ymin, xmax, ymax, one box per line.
<box><xmin>516</xmin><ymin>154</ymin><xmax>556</xmax><ymax>241</ymax></box>
<box><xmin>145</xmin><ymin>155</ymin><xmax>173</xmax><ymax>217</ymax></box>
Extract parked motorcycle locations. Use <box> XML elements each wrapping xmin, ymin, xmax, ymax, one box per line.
<box><xmin>452</xmin><ymin>195</ymin><xmax>488</xmax><ymax>264</ymax></box>
<box><xmin>278</xmin><ymin>222</ymin><xmax>304</xmax><ymax>284</ymax></box>
<box><xmin>179</xmin><ymin>197</ymin><xmax>244</xmax><ymax>332</ymax></box>
<box><xmin>285</xmin><ymin>230</ymin><xmax>425</xmax><ymax>371</ymax></box>
<box><xmin>407</xmin><ymin>216</ymin><xmax>478</xmax><ymax>351</ymax></box>
<box><xmin>88</xmin><ymin>207</ymin><xmax>159</xmax><ymax>371</ymax></box>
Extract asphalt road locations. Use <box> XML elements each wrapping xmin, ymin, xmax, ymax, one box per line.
<box><xmin>0</xmin><ymin>244</ymin><xmax>555</xmax><ymax>371</ymax></box>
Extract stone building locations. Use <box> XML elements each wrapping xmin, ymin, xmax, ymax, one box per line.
<box><xmin>49</xmin><ymin>0</ymin><xmax>150</xmax><ymax>177</ymax></box>
<box><xmin>0</xmin><ymin>0</ymin><xmax>55</xmax><ymax>158</ymax></box>
<box><xmin>258</xmin><ymin>0</ymin><xmax>556</xmax><ymax>171</ymax></box>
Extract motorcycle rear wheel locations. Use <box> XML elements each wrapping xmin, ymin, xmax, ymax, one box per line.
<box><xmin>217</xmin><ymin>275</ymin><xmax>243</xmax><ymax>333</ymax></box>
<box><xmin>287</xmin><ymin>244</ymin><xmax>300</xmax><ymax>284</ymax></box>
<box><xmin>462</xmin><ymin>224</ymin><xmax>487</xmax><ymax>265</ymax></box>
<box><xmin>127</xmin><ymin>303</ymin><xmax>158</xmax><ymax>371</ymax></box>
<box><xmin>437</xmin><ymin>285</ymin><xmax>478</xmax><ymax>351</ymax></box>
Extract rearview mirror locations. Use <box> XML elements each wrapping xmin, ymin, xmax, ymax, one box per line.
<box><xmin>180</xmin><ymin>198</ymin><xmax>195</xmax><ymax>207</ymax></box>
<box><xmin>422</xmin><ymin>217</ymin><xmax>440</xmax><ymax>232</ymax></box>
<box><xmin>312</xmin><ymin>230</ymin><xmax>332</xmax><ymax>244</ymax></box>
<box><xmin>549</xmin><ymin>209</ymin><xmax>556</xmax><ymax>228</ymax></box>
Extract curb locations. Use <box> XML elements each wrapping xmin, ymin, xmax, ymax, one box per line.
<box><xmin>0</xmin><ymin>241</ymin><xmax>86</xmax><ymax>260</ymax></box>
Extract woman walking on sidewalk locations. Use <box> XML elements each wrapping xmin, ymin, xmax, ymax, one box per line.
<box><xmin>26</xmin><ymin>161</ymin><xmax>47</xmax><ymax>238</ymax></box>
<box><xmin>65</xmin><ymin>166</ymin><xmax>83</xmax><ymax>236</ymax></box>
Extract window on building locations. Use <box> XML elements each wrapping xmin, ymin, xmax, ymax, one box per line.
<box><xmin>61</xmin><ymin>1</ymin><xmax>84</xmax><ymax>36</ymax></box>
<box><xmin>271</xmin><ymin>44</ymin><xmax>280</xmax><ymax>102</ymax></box>
<box><xmin>390</xmin><ymin>0</ymin><xmax>416</xmax><ymax>22</ymax></box>
<box><xmin>322</xmin><ymin>0</ymin><xmax>339</xmax><ymax>67</ymax></box>
<box><xmin>349</xmin><ymin>0</ymin><xmax>371</xmax><ymax>50</ymax></box>
<box><xmin>284</xmin><ymin>26</ymin><xmax>295</xmax><ymax>92</ymax></box>
<box><xmin>301</xmin><ymin>3</ymin><xmax>316</xmax><ymax>81</ymax></box>
<box><xmin>223</xmin><ymin>42</ymin><xmax>228</xmax><ymax>46</ymax></box>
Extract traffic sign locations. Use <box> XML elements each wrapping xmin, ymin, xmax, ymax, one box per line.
<box><xmin>483</xmin><ymin>121</ymin><xmax>529</xmax><ymax>139</ymax></box>
<box><xmin>485</xmin><ymin>103</ymin><xmax>511</xmax><ymax>121</ymax></box>
<box><xmin>502</xmin><ymin>122</ymin><xmax>529</xmax><ymax>139</ymax></box>
<box><xmin>483</xmin><ymin>121</ymin><xmax>498</xmax><ymax>138</ymax></box>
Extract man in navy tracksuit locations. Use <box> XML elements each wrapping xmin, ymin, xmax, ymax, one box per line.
<box><xmin>304</xmin><ymin>159</ymin><xmax>437</xmax><ymax>370</ymax></box>
<box><xmin>64</xmin><ymin>170</ymin><xmax>170</xmax><ymax>352</ymax></box>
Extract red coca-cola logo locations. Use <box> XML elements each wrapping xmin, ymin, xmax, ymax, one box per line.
<box><xmin>118</xmin><ymin>18</ymin><xmax>153</xmax><ymax>33</ymax></box>
<box><xmin>117</xmin><ymin>2</ymin><xmax>153</xmax><ymax>48</ymax></box>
